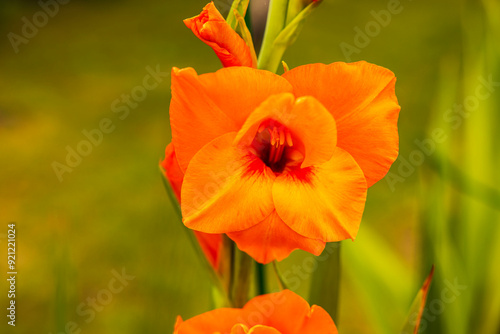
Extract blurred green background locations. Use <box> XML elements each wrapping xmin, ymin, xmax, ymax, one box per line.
<box><xmin>0</xmin><ymin>0</ymin><xmax>499</xmax><ymax>333</ymax></box>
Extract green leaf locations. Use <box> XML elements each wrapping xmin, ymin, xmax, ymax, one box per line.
<box><xmin>427</xmin><ymin>154</ymin><xmax>500</xmax><ymax>211</ymax></box>
<box><xmin>343</xmin><ymin>225</ymin><xmax>414</xmax><ymax>334</ymax></box>
<box><xmin>401</xmin><ymin>266</ymin><xmax>435</xmax><ymax>334</ymax></box>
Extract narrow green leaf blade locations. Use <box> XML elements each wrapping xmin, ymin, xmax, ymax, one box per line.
<box><xmin>401</xmin><ymin>266</ymin><xmax>435</xmax><ymax>334</ymax></box>
<box><xmin>226</xmin><ymin>0</ymin><xmax>250</xmax><ymax>30</ymax></box>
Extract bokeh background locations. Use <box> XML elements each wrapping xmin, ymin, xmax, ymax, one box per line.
<box><xmin>0</xmin><ymin>0</ymin><xmax>499</xmax><ymax>333</ymax></box>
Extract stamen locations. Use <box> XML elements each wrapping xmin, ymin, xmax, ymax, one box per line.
<box><xmin>270</xmin><ymin>128</ymin><xmax>276</xmax><ymax>146</ymax></box>
<box><xmin>251</xmin><ymin>121</ymin><xmax>295</xmax><ymax>173</ymax></box>
<box><xmin>269</xmin><ymin>142</ymin><xmax>276</xmax><ymax>162</ymax></box>
<box><xmin>285</xmin><ymin>131</ymin><xmax>293</xmax><ymax>147</ymax></box>
<box><xmin>267</xmin><ymin>126</ymin><xmax>288</xmax><ymax>165</ymax></box>
<box><xmin>273</xmin><ymin>143</ymin><xmax>285</xmax><ymax>164</ymax></box>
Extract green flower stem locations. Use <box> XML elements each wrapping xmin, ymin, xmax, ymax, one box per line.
<box><xmin>226</xmin><ymin>0</ymin><xmax>251</xmax><ymax>30</ymax></box>
<box><xmin>257</xmin><ymin>0</ymin><xmax>289</xmax><ymax>72</ymax></box>
<box><xmin>272</xmin><ymin>261</ymin><xmax>288</xmax><ymax>290</ymax></box>
<box><xmin>285</xmin><ymin>0</ymin><xmax>305</xmax><ymax>25</ymax></box>
<box><xmin>256</xmin><ymin>262</ymin><xmax>267</xmax><ymax>295</ymax></box>
<box><xmin>230</xmin><ymin>244</ymin><xmax>254</xmax><ymax>308</ymax></box>
<box><xmin>258</xmin><ymin>1</ymin><xmax>320</xmax><ymax>73</ymax></box>
<box><xmin>221</xmin><ymin>235</ymin><xmax>236</xmax><ymax>300</ymax></box>
<box><xmin>309</xmin><ymin>242</ymin><xmax>341</xmax><ymax>323</ymax></box>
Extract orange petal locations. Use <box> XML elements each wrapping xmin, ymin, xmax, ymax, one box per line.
<box><xmin>170</xmin><ymin>67</ymin><xmax>239</xmax><ymax>171</ymax></box>
<box><xmin>273</xmin><ymin>147</ymin><xmax>367</xmax><ymax>242</ymax></box>
<box><xmin>241</xmin><ymin>290</ymin><xmax>336</xmax><ymax>334</ymax></box>
<box><xmin>170</xmin><ymin>67</ymin><xmax>291</xmax><ymax>171</ymax></box>
<box><xmin>182</xmin><ymin>133</ymin><xmax>276</xmax><ymax>233</ymax></box>
<box><xmin>175</xmin><ymin>290</ymin><xmax>337</xmax><ymax>334</ymax></box>
<box><xmin>174</xmin><ymin>315</ymin><xmax>183</xmax><ymax>334</ymax></box>
<box><xmin>227</xmin><ymin>211</ymin><xmax>325</xmax><ymax>264</ymax></box>
<box><xmin>283</xmin><ymin>61</ymin><xmax>400</xmax><ymax>187</ymax></box>
<box><xmin>234</xmin><ymin>93</ymin><xmax>337</xmax><ymax>168</ymax></box>
<box><xmin>299</xmin><ymin>305</ymin><xmax>338</xmax><ymax>334</ymax></box>
<box><xmin>197</xmin><ymin>67</ymin><xmax>292</xmax><ymax>127</ymax></box>
<box><xmin>193</xmin><ymin>231</ymin><xmax>222</xmax><ymax>270</ymax></box>
<box><xmin>184</xmin><ymin>2</ymin><xmax>256</xmax><ymax>67</ymax></box>
<box><xmin>161</xmin><ymin>142</ymin><xmax>184</xmax><ymax>201</ymax></box>
<box><xmin>241</xmin><ymin>290</ymin><xmax>310</xmax><ymax>331</ymax></box>
<box><xmin>174</xmin><ymin>308</ymin><xmax>243</xmax><ymax>334</ymax></box>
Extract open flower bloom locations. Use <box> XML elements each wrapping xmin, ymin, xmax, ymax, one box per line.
<box><xmin>161</xmin><ymin>143</ymin><xmax>222</xmax><ymax>269</ymax></box>
<box><xmin>169</xmin><ymin>61</ymin><xmax>400</xmax><ymax>264</ymax></box>
<box><xmin>174</xmin><ymin>289</ymin><xmax>338</xmax><ymax>333</ymax></box>
<box><xmin>184</xmin><ymin>2</ymin><xmax>256</xmax><ymax>68</ymax></box>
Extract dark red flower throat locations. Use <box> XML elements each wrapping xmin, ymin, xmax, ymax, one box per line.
<box><xmin>250</xmin><ymin>120</ymin><xmax>294</xmax><ymax>173</ymax></box>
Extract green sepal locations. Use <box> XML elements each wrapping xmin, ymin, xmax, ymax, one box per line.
<box><xmin>274</xmin><ymin>1</ymin><xmax>319</xmax><ymax>50</ymax></box>
<box><xmin>226</xmin><ymin>0</ymin><xmax>250</xmax><ymax>30</ymax></box>
<box><xmin>234</xmin><ymin>9</ymin><xmax>258</xmax><ymax>66</ymax></box>
<box><xmin>286</xmin><ymin>0</ymin><xmax>311</xmax><ymax>25</ymax></box>
<box><xmin>258</xmin><ymin>0</ymin><xmax>320</xmax><ymax>73</ymax></box>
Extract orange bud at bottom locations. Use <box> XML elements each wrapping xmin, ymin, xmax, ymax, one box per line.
<box><xmin>174</xmin><ymin>290</ymin><xmax>338</xmax><ymax>334</ymax></box>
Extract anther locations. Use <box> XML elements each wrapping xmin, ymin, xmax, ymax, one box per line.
<box><xmin>285</xmin><ymin>131</ymin><xmax>293</xmax><ymax>147</ymax></box>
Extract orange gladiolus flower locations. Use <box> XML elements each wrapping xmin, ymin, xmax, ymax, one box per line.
<box><xmin>174</xmin><ymin>289</ymin><xmax>338</xmax><ymax>334</ymax></box>
<box><xmin>184</xmin><ymin>2</ymin><xmax>256</xmax><ymax>68</ymax></box>
<box><xmin>169</xmin><ymin>61</ymin><xmax>400</xmax><ymax>264</ymax></box>
<box><xmin>161</xmin><ymin>143</ymin><xmax>222</xmax><ymax>269</ymax></box>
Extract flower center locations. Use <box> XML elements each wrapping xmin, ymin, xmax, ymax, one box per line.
<box><xmin>250</xmin><ymin>120</ymin><xmax>293</xmax><ymax>173</ymax></box>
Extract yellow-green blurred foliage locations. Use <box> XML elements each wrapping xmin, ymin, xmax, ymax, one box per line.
<box><xmin>0</xmin><ymin>0</ymin><xmax>498</xmax><ymax>333</ymax></box>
